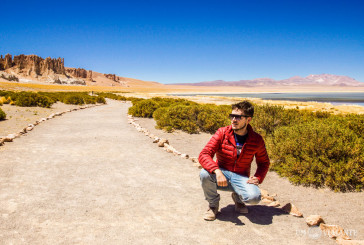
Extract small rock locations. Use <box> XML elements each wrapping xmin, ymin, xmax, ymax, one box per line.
<box><xmin>261</xmin><ymin>198</ymin><xmax>274</xmax><ymax>204</ymax></box>
<box><xmin>4</xmin><ymin>134</ymin><xmax>16</xmax><ymax>142</ymax></box>
<box><xmin>149</xmin><ymin>134</ymin><xmax>155</xmax><ymax>139</ymax></box>
<box><xmin>193</xmin><ymin>162</ymin><xmax>203</xmax><ymax>169</ymax></box>
<box><xmin>267</xmin><ymin>201</ymin><xmax>280</xmax><ymax>207</ymax></box>
<box><xmin>306</xmin><ymin>215</ymin><xmax>325</xmax><ymax>227</ymax></box>
<box><xmin>320</xmin><ymin>224</ymin><xmax>350</xmax><ymax>240</ymax></box>
<box><xmin>0</xmin><ymin>138</ymin><xmax>5</xmax><ymax>146</ymax></box>
<box><xmin>260</xmin><ymin>189</ymin><xmax>269</xmax><ymax>198</ymax></box>
<box><xmin>181</xmin><ymin>154</ymin><xmax>189</xmax><ymax>159</ymax></box>
<box><xmin>158</xmin><ymin>139</ymin><xmax>169</xmax><ymax>147</ymax></box>
<box><xmin>26</xmin><ymin>127</ymin><xmax>33</xmax><ymax>131</ymax></box>
<box><xmin>164</xmin><ymin>144</ymin><xmax>174</xmax><ymax>153</ymax></box>
<box><xmin>264</xmin><ymin>195</ymin><xmax>276</xmax><ymax>201</ymax></box>
<box><xmin>282</xmin><ymin>203</ymin><xmax>303</xmax><ymax>217</ymax></box>
<box><xmin>190</xmin><ymin>157</ymin><xmax>198</xmax><ymax>163</ymax></box>
<box><xmin>153</xmin><ymin>138</ymin><xmax>160</xmax><ymax>143</ymax></box>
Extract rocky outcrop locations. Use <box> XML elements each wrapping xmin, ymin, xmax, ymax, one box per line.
<box><xmin>66</xmin><ymin>68</ymin><xmax>93</xmax><ymax>81</ymax></box>
<box><xmin>104</xmin><ymin>73</ymin><xmax>119</xmax><ymax>82</ymax></box>
<box><xmin>0</xmin><ymin>54</ymin><xmax>65</xmax><ymax>77</ymax></box>
<box><xmin>0</xmin><ymin>54</ymin><xmax>13</xmax><ymax>70</ymax></box>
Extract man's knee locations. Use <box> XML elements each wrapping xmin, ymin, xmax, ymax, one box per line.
<box><xmin>238</xmin><ymin>191</ymin><xmax>261</xmax><ymax>205</ymax></box>
<box><xmin>200</xmin><ymin>169</ymin><xmax>212</xmax><ymax>182</ymax></box>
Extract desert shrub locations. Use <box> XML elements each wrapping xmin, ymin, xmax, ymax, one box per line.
<box><xmin>197</xmin><ymin>104</ymin><xmax>231</xmax><ymax>133</ymax></box>
<box><xmin>0</xmin><ymin>107</ymin><xmax>6</xmax><ymax>120</ymax></box>
<box><xmin>153</xmin><ymin>104</ymin><xmax>200</xmax><ymax>133</ymax></box>
<box><xmin>96</xmin><ymin>96</ymin><xmax>106</xmax><ymax>104</ymax></box>
<box><xmin>251</xmin><ymin>104</ymin><xmax>286</xmax><ymax>136</ymax></box>
<box><xmin>63</xmin><ymin>94</ymin><xmax>85</xmax><ymax>105</ymax></box>
<box><xmin>330</xmin><ymin>114</ymin><xmax>364</xmax><ymax>137</ymax></box>
<box><xmin>252</xmin><ymin>104</ymin><xmax>332</xmax><ymax>136</ymax></box>
<box><xmin>267</xmin><ymin>119</ymin><xmax>364</xmax><ymax>192</ymax></box>
<box><xmin>96</xmin><ymin>92</ymin><xmax>129</xmax><ymax>101</ymax></box>
<box><xmin>0</xmin><ymin>96</ymin><xmax>13</xmax><ymax>105</ymax></box>
<box><xmin>129</xmin><ymin>99</ymin><xmax>160</xmax><ymax>118</ymax></box>
<box><xmin>14</xmin><ymin>92</ymin><xmax>53</xmax><ymax>108</ymax></box>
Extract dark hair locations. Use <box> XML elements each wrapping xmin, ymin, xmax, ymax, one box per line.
<box><xmin>231</xmin><ymin>101</ymin><xmax>254</xmax><ymax>117</ymax></box>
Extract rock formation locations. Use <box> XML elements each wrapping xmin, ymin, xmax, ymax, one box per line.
<box><xmin>104</xmin><ymin>73</ymin><xmax>119</xmax><ymax>82</ymax></box>
<box><xmin>0</xmin><ymin>54</ymin><xmax>65</xmax><ymax>77</ymax></box>
<box><xmin>65</xmin><ymin>68</ymin><xmax>93</xmax><ymax>81</ymax></box>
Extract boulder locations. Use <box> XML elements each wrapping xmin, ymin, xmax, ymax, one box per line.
<box><xmin>282</xmin><ymin>203</ymin><xmax>303</xmax><ymax>217</ymax></box>
<box><xmin>306</xmin><ymin>215</ymin><xmax>325</xmax><ymax>227</ymax></box>
<box><xmin>320</xmin><ymin>224</ymin><xmax>350</xmax><ymax>240</ymax></box>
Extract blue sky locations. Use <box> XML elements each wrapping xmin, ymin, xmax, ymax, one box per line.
<box><xmin>1</xmin><ymin>0</ymin><xmax>363</xmax><ymax>84</ymax></box>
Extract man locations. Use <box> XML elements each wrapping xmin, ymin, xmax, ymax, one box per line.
<box><xmin>199</xmin><ymin>101</ymin><xmax>270</xmax><ymax>221</ymax></box>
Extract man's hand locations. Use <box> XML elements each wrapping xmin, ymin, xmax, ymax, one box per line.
<box><xmin>214</xmin><ymin>169</ymin><xmax>228</xmax><ymax>187</ymax></box>
<box><xmin>247</xmin><ymin>176</ymin><xmax>259</xmax><ymax>185</ymax></box>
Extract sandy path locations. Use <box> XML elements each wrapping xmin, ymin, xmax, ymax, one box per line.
<box><xmin>0</xmin><ymin>100</ymin><xmax>335</xmax><ymax>244</ymax></box>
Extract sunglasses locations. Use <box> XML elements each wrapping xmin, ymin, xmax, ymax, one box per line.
<box><xmin>229</xmin><ymin>114</ymin><xmax>250</xmax><ymax>120</ymax></box>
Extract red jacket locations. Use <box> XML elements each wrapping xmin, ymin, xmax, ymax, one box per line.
<box><xmin>199</xmin><ymin>124</ymin><xmax>270</xmax><ymax>183</ymax></box>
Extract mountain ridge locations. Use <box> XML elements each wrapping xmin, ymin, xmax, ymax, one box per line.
<box><xmin>173</xmin><ymin>74</ymin><xmax>364</xmax><ymax>87</ymax></box>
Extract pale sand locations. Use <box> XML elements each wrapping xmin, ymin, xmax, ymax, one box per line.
<box><xmin>1</xmin><ymin>100</ymin><xmax>362</xmax><ymax>244</ymax></box>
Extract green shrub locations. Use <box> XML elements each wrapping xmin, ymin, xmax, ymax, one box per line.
<box><xmin>0</xmin><ymin>107</ymin><xmax>6</xmax><ymax>120</ymax></box>
<box><xmin>267</xmin><ymin>119</ymin><xmax>364</xmax><ymax>192</ymax></box>
<box><xmin>64</xmin><ymin>94</ymin><xmax>85</xmax><ymax>105</ymax></box>
<box><xmin>153</xmin><ymin>104</ymin><xmax>200</xmax><ymax>133</ymax></box>
<box><xmin>14</xmin><ymin>92</ymin><xmax>53</xmax><ymax>108</ymax></box>
<box><xmin>96</xmin><ymin>96</ymin><xmax>106</xmax><ymax>104</ymax></box>
<box><xmin>197</xmin><ymin>104</ymin><xmax>230</xmax><ymax>133</ymax></box>
<box><xmin>129</xmin><ymin>99</ymin><xmax>160</xmax><ymax>118</ymax></box>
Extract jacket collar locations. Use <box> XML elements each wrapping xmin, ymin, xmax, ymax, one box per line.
<box><xmin>227</xmin><ymin>124</ymin><xmax>253</xmax><ymax>146</ymax></box>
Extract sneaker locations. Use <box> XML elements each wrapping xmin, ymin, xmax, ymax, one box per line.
<box><xmin>203</xmin><ymin>205</ymin><xmax>219</xmax><ymax>221</ymax></box>
<box><xmin>232</xmin><ymin>192</ymin><xmax>248</xmax><ymax>214</ymax></box>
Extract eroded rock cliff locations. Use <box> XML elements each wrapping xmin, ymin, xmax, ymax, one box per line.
<box><xmin>66</xmin><ymin>68</ymin><xmax>93</xmax><ymax>81</ymax></box>
<box><xmin>0</xmin><ymin>54</ymin><xmax>65</xmax><ymax>77</ymax></box>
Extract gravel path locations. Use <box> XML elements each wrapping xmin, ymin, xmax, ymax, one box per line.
<box><xmin>0</xmin><ymin>100</ymin><xmax>339</xmax><ymax>244</ymax></box>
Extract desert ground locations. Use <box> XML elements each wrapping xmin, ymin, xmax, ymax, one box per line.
<box><xmin>0</xmin><ymin>97</ymin><xmax>363</xmax><ymax>244</ymax></box>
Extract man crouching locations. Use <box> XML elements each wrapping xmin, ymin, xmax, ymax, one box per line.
<box><xmin>199</xmin><ymin>101</ymin><xmax>270</xmax><ymax>221</ymax></box>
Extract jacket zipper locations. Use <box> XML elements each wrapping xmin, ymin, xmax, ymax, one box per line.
<box><xmin>234</xmin><ymin>143</ymin><xmax>246</xmax><ymax>171</ymax></box>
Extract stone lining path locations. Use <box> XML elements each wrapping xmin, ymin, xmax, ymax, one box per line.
<box><xmin>0</xmin><ymin>100</ymin><xmax>333</xmax><ymax>244</ymax></box>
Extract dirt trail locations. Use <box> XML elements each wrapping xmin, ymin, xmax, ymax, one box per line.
<box><xmin>0</xmin><ymin>100</ymin><xmax>335</xmax><ymax>244</ymax></box>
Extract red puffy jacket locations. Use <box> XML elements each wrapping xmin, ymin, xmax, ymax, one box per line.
<box><xmin>199</xmin><ymin>124</ymin><xmax>270</xmax><ymax>183</ymax></box>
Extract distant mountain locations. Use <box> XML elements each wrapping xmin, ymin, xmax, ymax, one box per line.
<box><xmin>173</xmin><ymin>74</ymin><xmax>364</xmax><ymax>87</ymax></box>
